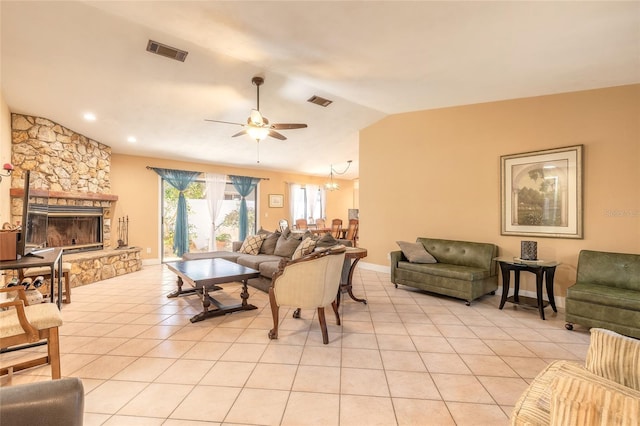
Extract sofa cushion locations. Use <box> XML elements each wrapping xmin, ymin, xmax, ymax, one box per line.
<box><xmin>258</xmin><ymin>260</ymin><xmax>282</xmax><ymax>280</ymax></box>
<box><xmin>239</xmin><ymin>234</ymin><xmax>267</xmax><ymax>255</ymax></box>
<box><xmin>567</xmin><ymin>283</ymin><xmax>640</xmax><ymax>311</ymax></box>
<box><xmin>397</xmin><ymin>261</ymin><xmax>490</xmax><ymax>281</ymax></box>
<box><xmin>549</xmin><ymin>374</ymin><xmax>640</xmax><ymax>426</ymax></box>
<box><xmin>236</xmin><ymin>254</ymin><xmax>284</xmax><ymax>271</ymax></box>
<box><xmin>396</xmin><ymin>241</ymin><xmax>437</xmax><ymax>264</ymax></box>
<box><xmin>585</xmin><ymin>328</ymin><xmax>640</xmax><ymax>391</ymax></box>
<box><xmin>292</xmin><ymin>237</ymin><xmax>317</xmax><ymax>260</ymax></box>
<box><xmin>274</xmin><ymin>230</ymin><xmax>304</xmax><ymax>258</ymax></box>
<box><xmin>259</xmin><ymin>230</ymin><xmax>281</xmax><ymax>255</ymax></box>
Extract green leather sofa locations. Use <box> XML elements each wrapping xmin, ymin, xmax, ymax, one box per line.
<box><xmin>565</xmin><ymin>249</ymin><xmax>640</xmax><ymax>339</ymax></box>
<box><xmin>390</xmin><ymin>238</ymin><xmax>498</xmax><ymax>305</ymax></box>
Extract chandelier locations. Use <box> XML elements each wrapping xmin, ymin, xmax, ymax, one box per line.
<box><xmin>325</xmin><ymin>160</ymin><xmax>352</xmax><ymax>191</ymax></box>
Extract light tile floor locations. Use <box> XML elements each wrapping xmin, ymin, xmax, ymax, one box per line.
<box><xmin>1</xmin><ymin>265</ymin><xmax>590</xmax><ymax>425</ymax></box>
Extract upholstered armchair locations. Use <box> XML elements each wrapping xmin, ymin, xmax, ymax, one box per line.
<box><xmin>268</xmin><ymin>247</ymin><xmax>346</xmax><ymax>344</ymax></box>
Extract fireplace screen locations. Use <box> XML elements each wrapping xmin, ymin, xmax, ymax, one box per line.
<box><xmin>46</xmin><ymin>205</ymin><xmax>104</xmax><ymax>252</ymax></box>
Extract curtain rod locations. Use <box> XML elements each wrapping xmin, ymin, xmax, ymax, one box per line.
<box><xmin>146</xmin><ymin>166</ymin><xmax>269</xmax><ymax>180</ymax></box>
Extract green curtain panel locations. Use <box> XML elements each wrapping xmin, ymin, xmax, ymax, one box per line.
<box><xmin>230</xmin><ymin>175</ymin><xmax>261</xmax><ymax>241</ymax></box>
<box><xmin>149</xmin><ymin>167</ymin><xmax>201</xmax><ymax>257</ymax></box>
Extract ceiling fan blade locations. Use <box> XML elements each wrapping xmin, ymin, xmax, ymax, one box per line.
<box><xmin>249</xmin><ymin>109</ymin><xmax>264</xmax><ymax>126</ymax></box>
<box><xmin>270</xmin><ymin>123</ymin><xmax>308</xmax><ymax>130</ymax></box>
<box><xmin>268</xmin><ymin>130</ymin><xmax>287</xmax><ymax>140</ymax></box>
<box><xmin>205</xmin><ymin>119</ymin><xmax>244</xmax><ymax>126</ymax></box>
<box><xmin>231</xmin><ymin>129</ymin><xmax>248</xmax><ymax>138</ymax></box>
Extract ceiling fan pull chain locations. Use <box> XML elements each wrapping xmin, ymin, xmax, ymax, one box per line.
<box><xmin>257</xmin><ymin>142</ymin><xmax>260</xmax><ymax>164</ymax></box>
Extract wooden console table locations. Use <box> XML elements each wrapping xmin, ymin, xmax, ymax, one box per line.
<box><xmin>0</xmin><ymin>248</ymin><xmax>63</xmax><ymax>309</ymax></box>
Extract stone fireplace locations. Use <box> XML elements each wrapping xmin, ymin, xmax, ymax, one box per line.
<box><xmin>46</xmin><ymin>205</ymin><xmax>104</xmax><ymax>252</ymax></box>
<box><xmin>8</xmin><ymin>113</ymin><xmax>141</xmax><ymax>288</ymax></box>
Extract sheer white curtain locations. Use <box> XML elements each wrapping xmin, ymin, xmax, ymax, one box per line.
<box><xmin>205</xmin><ymin>173</ymin><xmax>227</xmax><ymax>251</ymax></box>
<box><xmin>289</xmin><ymin>183</ymin><xmax>302</xmax><ymax>223</ymax></box>
<box><xmin>288</xmin><ymin>183</ymin><xmax>326</xmax><ymax>225</ymax></box>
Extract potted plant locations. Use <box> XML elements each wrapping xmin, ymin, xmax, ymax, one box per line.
<box><xmin>215</xmin><ymin>233</ymin><xmax>232</xmax><ymax>250</ymax></box>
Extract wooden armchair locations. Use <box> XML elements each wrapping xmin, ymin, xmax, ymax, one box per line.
<box><xmin>314</xmin><ymin>218</ymin><xmax>326</xmax><ymax>229</ymax></box>
<box><xmin>268</xmin><ymin>247</ymin><xmax>346</xmax><ymax>344</ymax></box>
<box><xmin>0</xmin><ymin>287</ymin><xmax>63</xmax><ymax>379</ymax></box>
<box><xmin>295</xmin><ymin>218</ymin><xmax>308</xmax><ymax>230</ymax></box>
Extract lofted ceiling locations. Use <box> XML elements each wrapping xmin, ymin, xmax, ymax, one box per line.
<box><xmin>1</xmin><ymin>1</ymin><xmax>638</xmax><ymax>180</ymax></box>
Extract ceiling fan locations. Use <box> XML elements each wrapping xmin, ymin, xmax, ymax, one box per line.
<box><xmin>205</xmin><ymin>76</ymin><xmax>308</xmax><ymax>143</ymax></box>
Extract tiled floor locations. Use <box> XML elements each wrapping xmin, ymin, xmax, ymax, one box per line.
<box><xmin>1</xmin><ymin>264</ymin><xmax>590</xmax><ymax>425</ymax></box>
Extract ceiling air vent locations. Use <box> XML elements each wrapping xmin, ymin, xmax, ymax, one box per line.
<box><xmin>146</xmin><ymin>40</ymin><xmax>188</xmax><ymax>62</ymax></box>
<box><xmin>307</xmin><ymin>95</ymin><xmax>333</xmax><ymax>107</ymax></box>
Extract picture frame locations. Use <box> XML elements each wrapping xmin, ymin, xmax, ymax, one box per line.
<box><xmin>501</xmin><ymin>145</ymin><xmax>583</xmax><ymax>239</ymax></box>
<box><xmin>269</xmin><ymin>194</ymin><xmax>284</xmax><ymax>208</ymax></box>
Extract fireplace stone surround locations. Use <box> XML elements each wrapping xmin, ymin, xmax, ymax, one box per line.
<box><xmin>7</xmin><ymin>113</ymin><xmax>141</xmax><ymax>289</ymax></box>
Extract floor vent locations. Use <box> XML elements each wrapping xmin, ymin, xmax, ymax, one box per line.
<box><xmin>146</xmin><ymin>40</ymin><xmax>188</xmax><ymax>62</ymax></box>
<box><xmin>307</xmin><ymin>95</ymin><xmax>333</xmax><ymax>107</ymax></box>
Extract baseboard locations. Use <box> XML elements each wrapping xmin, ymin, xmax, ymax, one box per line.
<box><xmin>142</xmin><ymin>258</ymin><xmax>162</xmax><ymax>266</ymax></box>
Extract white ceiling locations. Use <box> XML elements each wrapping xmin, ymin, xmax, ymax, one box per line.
<box><xmin>2</xmin><ymin>1</ymin><xmax>638</xmax><ymax>180</ymax></box>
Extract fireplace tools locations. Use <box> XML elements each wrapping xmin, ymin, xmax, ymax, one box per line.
<box><xmin>117</xmin><ymin>216</ymin><xmax>128</xmax><ymax>249</ymax></box>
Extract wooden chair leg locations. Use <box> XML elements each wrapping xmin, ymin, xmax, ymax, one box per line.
<box><xmin>48</xmin><ymin>327</ymin><xmax>61</xmax><ymax>379</ymax></box>
<box><xmin>268</xmin><ymin>287</ymin><xmax>279</xmax><ymax>340</ymax></box>
<box><xmin>332</xmin><ymin>300</ymin><xmax>341</xmax><ymax>326</ymax></box>
<box><xmin>317</xmin><ymin>307</ymin><xmax>329</xmax><ymax>344</ymax></box>
<box><xmin>63</xmin><ymin>271</ymin><xmax>71</xmax><ymax>304</ymax></box>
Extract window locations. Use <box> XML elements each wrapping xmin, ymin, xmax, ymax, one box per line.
<box><xmin>290</xmin><ymin>184</ymin><xmax>325</xmax><ymax>223</ymax></box>
<box><xmin>161</xmin><ymin>179</ymin><xmax>257</xmax><ymax>262</ymax></box>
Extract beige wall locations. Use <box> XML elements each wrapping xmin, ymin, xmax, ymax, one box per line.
<box><xmin>0</xmin><ymin>93</ymin><xmax>11</xmax><ymax>226</ymax></box>
<box><xmin>111</xmin><ymin>154</ymin><xmax>354</xmax><ymax>261</ymax></box>
<box><xmin>360</xmin><ymin>84</ymin><xmax>640</xmax><ymax>298</ymax></box>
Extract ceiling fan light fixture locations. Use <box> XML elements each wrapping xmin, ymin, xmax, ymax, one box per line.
<box><xmin>247</xmin><ymin>126</ymin><xmax>269</xmax><ymax>141</ymax></box>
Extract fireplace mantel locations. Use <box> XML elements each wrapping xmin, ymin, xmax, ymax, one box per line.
<box><xmin>10</xmin><ymin>188</ymin><xmax>118</xmax><ymax>202</ymax></box>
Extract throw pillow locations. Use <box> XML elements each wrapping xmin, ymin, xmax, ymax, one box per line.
<box><xmin>259</xmin><ymin>230</ymin><xmax>281</xmax><ymax>255</ymax></box>
<box><xmin>315</xmin><ymin>233</ymin><xmax>339</xmax><ymax>248</ymax></box>
<box><xmin>274</xmin><ymin>231</ymin><xmax>303</xmax><ymax>258</ymax></box>
<box><xmin>396</xmin><ymin>241</ymin><xmax>437</xmax><ymax>263</ymax></box>
<box><xmin>585</xmin><ymin>328</ymin><xmax>640</xmax><ymax>391</ymax></box>
<box><xmin>238</xmin><ymin>234</ymin><xmax>266</xmax><ymax>255</ymax></box>
<box><xmin>292</xmin><ymin>237</ymin><xmax>317</xmax><ymax>260</ymax></box>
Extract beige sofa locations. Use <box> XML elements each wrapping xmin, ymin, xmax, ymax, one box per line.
<box><xmin>511</xmin><ymin>328</ymin><xmax>640</xmax><ymax>425</ymax></box>
<box><xmin>183</xmin><ymin>228</ymin><xmax>351</xmax><ymax>293</ymax></box>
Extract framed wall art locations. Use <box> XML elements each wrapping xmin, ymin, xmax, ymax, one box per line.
<box><xmin>501</xmin><ymin>145</ymin><xmax>583</xmax><ymax>239</ymax></box>
<box><xmin>269</xmin><ymin>194</ymin><xmax>284</xmax><ymax>208</ymax></box>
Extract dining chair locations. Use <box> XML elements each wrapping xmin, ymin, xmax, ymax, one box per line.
<box><xmin>268</xmin><ymin>247</ymin><xmax>346</xmax><ymax>344</ymax></box>
<box><xmin>330</xmin><ymin>219</ymin><xmax>343</xmax><ymax>238</ymax></box>
<box><xmin>295</xmin><ymin>218</ymin><xmax>308</xmax><ymax>230</ymax></box>
<box><xmin>0</xmin><ymin>287</ymin><xmax>63</xmax><ymax>379</ymax></box>
<box><xmin>315</xmin><ymin>218</ymin><xmax>326</xmax><ymax>229</ymax></box>
<box><xmin>344</xmin><ymin>219</ymin><xmax>359</xmax><ymax>246</ymax></box>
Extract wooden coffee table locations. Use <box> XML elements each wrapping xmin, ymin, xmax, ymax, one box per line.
<box><xmin>166</xmin><ymin>258</ymin><xmax>260</xmax><ymax>323</ymax></box>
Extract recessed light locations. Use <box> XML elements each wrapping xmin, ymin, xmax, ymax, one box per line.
<box><xmin>83</xmin><ymin>112</ymin><xmax>96</xmax><ymax>121</ymax></box>
<box><xmin>127</xmin><ymin>136</ymin><xmax>137</xmax><ymax>143</ymax></box>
